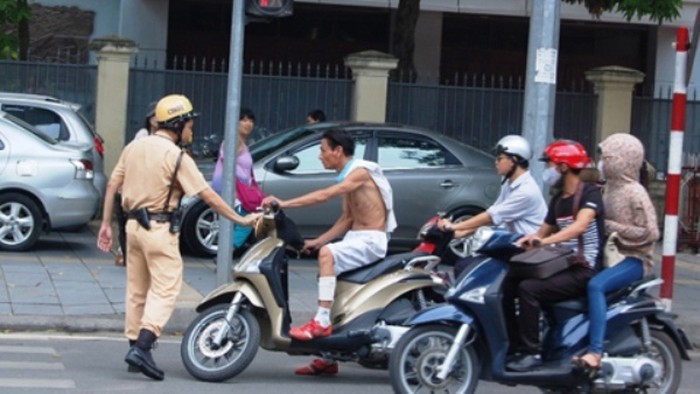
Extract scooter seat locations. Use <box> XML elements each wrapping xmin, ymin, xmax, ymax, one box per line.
<box><xmin>547</xmin><ymin>275</ymin><xmax>658</xmax><ymax>317</ymax></box>
<box><xmin>338</xmin><ymin>251</ymin><xmax>429</xmax><ymax>284</ymax></box>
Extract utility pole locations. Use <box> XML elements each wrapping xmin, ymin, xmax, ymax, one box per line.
<box><xmin>217</xmin><ymin>0</ymin><xmax>246</xmax><ymax>286</ymax></box>
<box><xmin>522</xmin><ymin>0</ymin><xmax>561</xmax><ymax>190</ymax></box>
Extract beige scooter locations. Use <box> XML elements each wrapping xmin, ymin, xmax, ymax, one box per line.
<box><xmin>180</xmin><ymin>206</ymin><xmax>451</xmax><ymax>382</ymax></box>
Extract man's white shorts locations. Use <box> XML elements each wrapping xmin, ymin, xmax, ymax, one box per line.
<box><xmin>325</xmin><ymin>230</ymin><xmax>388</xmax><ymax>274</ymax></box>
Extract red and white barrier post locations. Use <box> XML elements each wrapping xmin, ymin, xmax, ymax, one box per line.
<box><xmin>660</xmin><ymin>27</ymin><xmax>689</xmax><ymax>310</ymax></box>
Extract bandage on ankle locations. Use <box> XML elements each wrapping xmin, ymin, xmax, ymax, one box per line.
<box><xmin>318</xmin><ymin>276</ymin><xmax>336</xmax><ymax>302</ymax></box>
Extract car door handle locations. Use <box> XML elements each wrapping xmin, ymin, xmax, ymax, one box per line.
<box><xmin>440</xmin><ymin>180</ymin><xmax>455</xmax><ymax>188</ymax></box>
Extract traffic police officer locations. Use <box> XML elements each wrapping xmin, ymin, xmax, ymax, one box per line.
<box><xmin>97</xmin><ymin>94</ymin><xmax>259</xmax><ymax>381</ymax></box>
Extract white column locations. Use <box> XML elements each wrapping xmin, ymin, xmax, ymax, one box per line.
<box><xmin>585</xmin><ymin>65</ymin><xmax>645</xmax><ymax>143</ymax></box>
<box><xmin>345</xmin><ymin>50</ymin><xmax>399</xmax><ymax>122</ymax></box>
<box><xmin>90</xmin><ymin>37</ymin><xmax>138</xmax><ymax>177</ymax></box>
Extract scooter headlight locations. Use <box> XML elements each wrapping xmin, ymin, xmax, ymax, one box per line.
<box><xmin>459</xmin><ymin>286</ymin><xmax>488</xmax><ymax>304</ymax></box>
<box><xmin>470</xmin><ymin>226</ymin><xmax>494</xmax><ymax>253</ymax></box>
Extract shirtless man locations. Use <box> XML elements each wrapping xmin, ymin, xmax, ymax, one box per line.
<box><xmin>262</xmin><ymin>128</ymin><xmax>396</xmax><ymax>375</ymax></box>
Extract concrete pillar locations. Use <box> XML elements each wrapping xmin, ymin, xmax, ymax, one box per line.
<box><xmin>89</xmin><ymin>36</ymin><xmax>138</xmax><ymax>177</ymax></box>
<box><xmin>344</xmin><ymin>50</ymin><xmax>398</xmax><ymax>122</ymax></box>
<box><xmin>585</xmin><ymin>66</ymin><xmax>645</xmax><ymax>143</ymax></box>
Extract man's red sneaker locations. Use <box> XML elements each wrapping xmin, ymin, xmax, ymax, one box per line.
<box><xmin>289</xmin><ymin>319</ymin><xmax>332</xmax><ymax>341</ymax></box>
<box><xmin>295</xmin><ymin>358</ymin><xmax>339</xmax><ymax>375</ymax></box>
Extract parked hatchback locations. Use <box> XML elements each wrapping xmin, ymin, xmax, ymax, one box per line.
<box><xmin>0</xmin><ymin>93</ymin><xmax>106</xmax><ymax>199</ymax></box>
<box><xmin>180</xmin><ymin>122</ymin><xmax>501</xmax><ymax>256</ymax></box>
<box><xmin>0</xmin><ymin>112</ymin><xmax>100</xmax><ymax>251</ymax></box>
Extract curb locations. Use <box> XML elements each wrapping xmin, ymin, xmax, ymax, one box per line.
<box><xmin>0</xmin><ymin>308</ymin><xmax>315</xmax><ymax>336</ymax></box>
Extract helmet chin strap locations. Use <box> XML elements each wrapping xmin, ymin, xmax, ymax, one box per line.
<box><xmin>501</xmin><ymin>156</ymin><xmax>517</xmax><ymax>184</ymax></box>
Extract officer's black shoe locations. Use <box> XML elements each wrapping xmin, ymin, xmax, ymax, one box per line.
<box><xmin>125</xmin><ymin>346</ymin><xmax>164</xmax><ymax>381</ymax></box>
<box><xmin>505</xmin><ymin>354</ymin><xmax>542</xmax><ymax>372</ymax></box>
<box><xmin>127</xmin><ymin>340</ymin><xmax>139</xmax><ymax>373</ymax></box>
<box><xmin>125</xmin><ymin>329</ymin><xmax>164</xmax><ymax>380</ymax></box>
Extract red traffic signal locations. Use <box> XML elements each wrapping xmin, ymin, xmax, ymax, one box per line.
<box><xmin>246</xmin><ymin>0</ymin><xmax>293</xmax><ymax>18</ymax></box>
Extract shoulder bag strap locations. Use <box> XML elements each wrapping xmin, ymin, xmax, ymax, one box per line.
<box><xmin>572</xmin><ymin>182</ymin><xmax>586</xmax><ymax>262</ymax></box>
<box><xmin>163</xmin><ymin>151</ymin><xmax>184</xmax><ymax>212</ymax></box>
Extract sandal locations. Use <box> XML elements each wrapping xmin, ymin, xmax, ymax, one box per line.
<box><xmin>114</xmin><ymin>250</ymin><xmax>125</xmax><ymax>267</ymax></box>
<box><xmin>572</xmin><ymin>352</ymin><xmax>601</xmax><ymax>369</ymax></box>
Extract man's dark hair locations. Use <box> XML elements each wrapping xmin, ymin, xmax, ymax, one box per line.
<box><xmin>322</xmin><ymin>128</ymin><xmax>355</xmax><ymax>156</ymax></box>
<box><xmin>240</xmin><ymin>107</ymin><xmax>255</xmax><ymax>121</ymax></box>
<box><xmin>308</xmin><ymin>109</ymin><xmax>326</xmax><ymax>122</ymax></box>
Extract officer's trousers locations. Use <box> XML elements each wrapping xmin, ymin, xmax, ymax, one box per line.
<box><xmin>124</xmin><ymin>220</ymin><xmax>183</xmax><ymax>339</ymax></box>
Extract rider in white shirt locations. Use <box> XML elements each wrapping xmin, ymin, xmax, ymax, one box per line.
<box><xmin>439</xmin><ymin>135</ymin><xmax>548</xmax><ymax>276</ymax></box>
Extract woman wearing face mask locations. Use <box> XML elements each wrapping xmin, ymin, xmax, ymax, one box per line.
<box><xmin>504</xmin><ymin>140</ymin><xmax>606</xmax><ymax>372</ymax></box>
<box><xmin>573</xmin><ymin>134</ymin><xmax>659</xmax><ymax>370</ymax></box>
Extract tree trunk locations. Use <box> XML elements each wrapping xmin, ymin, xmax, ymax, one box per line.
<box><xmin>391</xmin><ymin>0</ymin><xmax>420</xmax><ymax>81</ymax></box>
<box><xmin>18</xmin><ymin>0</ymin><xmax>29</xmax><ymax>60</ymax></box>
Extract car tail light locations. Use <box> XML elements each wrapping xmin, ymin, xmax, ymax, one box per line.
<box><xmin>71</xmin><ymin>159</ymin><xmax>94</xmax><ymax>180</ymax></box>
<box><xmin>93</xmin><ymin>135</ymin><xmax>104</xmax><ymax>157</ymax></box>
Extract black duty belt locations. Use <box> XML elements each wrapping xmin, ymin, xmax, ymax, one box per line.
<box><xmin>127</xmin><ymin>211</ymin><xmax>172</xmax><ymax>223</ymax></box>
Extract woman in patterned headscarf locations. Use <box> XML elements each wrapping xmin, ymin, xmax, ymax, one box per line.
<box><xmin>574</xmin><ymin>133</ymin><xmax>660</xmax><ymax>369</ymax></box>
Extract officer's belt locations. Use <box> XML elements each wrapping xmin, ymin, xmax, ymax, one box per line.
<box><xmin>127</xmin><ymin>210</ymin><xmax>172</xmax><ymax>223</ymax></box>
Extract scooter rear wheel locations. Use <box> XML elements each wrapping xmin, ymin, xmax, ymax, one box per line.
<box><xmin>180</xmin><ymin>304</ymin><xmax>260</xmax><ymax>382</ymax></box>
<box><xmin>389</xmin><ymin>324</ymin><xmax>480</xmax><ymax>394</ymax></box>
<box><xmin>643</xmin><ymin>329</ymin><xmax>682</xmax><ymax>393</ymax></box>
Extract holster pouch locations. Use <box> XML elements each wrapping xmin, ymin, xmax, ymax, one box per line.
<box><xmin>130</xmin><ymin>208</ymin><xmax>151</xmax><ymax>230</ymax></box>
<box><xmin>169</xmin><ymin>206</ymin><xmax>183</xmax><ymax>234</ymax></box>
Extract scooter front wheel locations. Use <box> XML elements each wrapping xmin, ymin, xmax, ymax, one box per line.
<box><xmin>389</xmin><ymin>324</ymin><xmax>480</xmax><ymax>394</ymax></box>
<box><xmin>180</xmin><ymin>304</ymin><xmax>260</xmax><ymax>382</ymax></box>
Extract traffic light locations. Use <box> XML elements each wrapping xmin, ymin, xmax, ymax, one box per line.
<box><xmin>246</xmin><ymin>0</ymin><xmax>293</xmax><ymax>18</ymax></box>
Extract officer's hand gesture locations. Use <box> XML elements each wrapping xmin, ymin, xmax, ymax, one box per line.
<box><xmin>242</xmin><ymin>212</ymin><xmax>262</xmax><ymax>227</ymax></box>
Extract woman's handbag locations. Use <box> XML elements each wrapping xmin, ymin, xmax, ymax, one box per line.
<box><xmin>603</xmin><ymin>232</ymin><xmax>625</xmax><ymax>268</ymax></box>
<box><xmin>509</xmin><ymin>245</ymin><xmax>578</xmax><ymax>279</ymax></box>
<box><xmin>236</xmin><ymin>178</ymin><xmax>265</xmax><ymax>212</ymax></box>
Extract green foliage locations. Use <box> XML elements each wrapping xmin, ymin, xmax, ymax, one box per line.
<box><xmin>0</xmin><ymin>0</ymin><xmax>30</xmax><ymax>59</ymax></box>
<box><xmin>563</xmin><ymin>0</ymin><xmax>682</xmax><ymax>24</ymax></box>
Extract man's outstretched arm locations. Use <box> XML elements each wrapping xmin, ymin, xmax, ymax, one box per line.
<box><xmin>263</xmin><ymin>169</ymin><xmax>368</xmax><ymax>209</ymax></box>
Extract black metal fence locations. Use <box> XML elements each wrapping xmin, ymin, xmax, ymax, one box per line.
<box><xmin>126</xmin><ymin>60</ymin><xmax>352</xmax><ymax>157</ymax></box>
<box><xmin>0</xmin><ymin>60</ymin><xmax>96</xmax><ymax>121</ymax></box>
<box><xmin>631</xmin><ymin>87</ymin><xmax>700</xmax><ymax>173</ymax></box>
<box><xmin>387</xmin><ymin>76</ymin><xmax>597</xmax><ymax>154</ymax></box>
<box><xmin>2</xmin><ymin>57</ymin><xmax>697</xmax><ymax>172</ymax></box>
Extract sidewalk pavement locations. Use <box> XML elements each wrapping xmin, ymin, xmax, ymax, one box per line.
<box><xmin>0</xmin><ymin>221</ymin><xmax>317</xmax><ymax>335</ymax></box>
<box><xmin>0</xmin><ymin>222</ymin><xmax>699</xmax><ymax>349</ymax></box>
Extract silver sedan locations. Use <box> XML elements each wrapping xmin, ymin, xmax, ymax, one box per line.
<box><xmin>0</xmin><ymin>112</ymin><xmax>99</xmax><ymax>251</ymax></box>
<box><xmin>180</xmin><ymin>122</ymin><xmax>501</xmax><ymax>256</ymax></box>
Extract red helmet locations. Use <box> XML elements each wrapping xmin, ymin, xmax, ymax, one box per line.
<box><xmin>539</xmin><ymin>140</ymin><xmax>591</xmax><ymax>169</ymax></box>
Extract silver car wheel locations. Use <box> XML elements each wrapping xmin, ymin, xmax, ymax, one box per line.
<box><xmin>196</xmin><ymin>207</ymin><xmax>219</xmax><ymax>252</ymax></box>
<box><xmin>448</xmin><ymin>211</ymin><xmax>479</xmax><ymax>258</ymax></box>
<box><xmin>0</xmin><ymin>201</ymin><xmax>36</xmax><ymax>246</ymax></box>
<box><xmin>0</xmin><ymin>193</ymin><xmax>42</xmax><ymax>251</ymax></box>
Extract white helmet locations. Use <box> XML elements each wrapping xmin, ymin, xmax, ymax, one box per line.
<box><xmin>495</xmin><ymin>135</ymin><xmax>532</xmax><ymax>161</ymax></box>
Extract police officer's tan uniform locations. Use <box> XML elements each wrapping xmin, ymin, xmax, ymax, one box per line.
<box><xmin>111</xmin><ymin>133</ymin><xmax>208</xmax><ymax>338</ymax></box>
<box><xmin>98</xmin><ymin>94</ymin><xmax>258</xmax><ymax>381</ymax></box>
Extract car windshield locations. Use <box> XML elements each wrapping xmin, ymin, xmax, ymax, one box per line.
<box><xmin>2</xmin><ymin>112</ymin><xmax>57</xmax><ymax>145</ymax></box>
<box><xmin>249</xmin><ymin>125</ymin><xmax>319</xmax><ymax>161</ymax></box>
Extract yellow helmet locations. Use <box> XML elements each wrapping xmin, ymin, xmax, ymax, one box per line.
<box><xmin>155</xmin><ymin>94</ymin><xmax>199</xmax><ymax>126</ymax></box>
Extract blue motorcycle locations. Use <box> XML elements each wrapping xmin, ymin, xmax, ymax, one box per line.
<box><xmin>388</xmin><ymin>227</ymin><xmax>691</xmax><ymax>393</ymax></box>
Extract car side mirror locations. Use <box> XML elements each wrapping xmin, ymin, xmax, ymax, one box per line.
<box><xmin>273</xmin><ymin>155</ymin><xmax>300</xmax><ymax>172</ymax></box>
